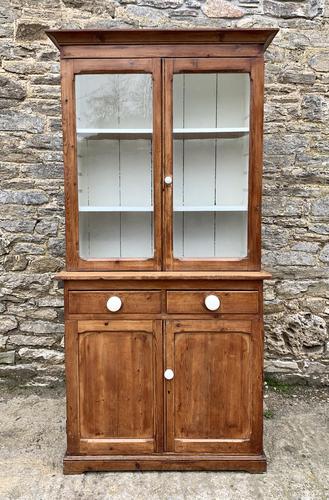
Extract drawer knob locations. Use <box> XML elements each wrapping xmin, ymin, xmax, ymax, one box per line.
<box><xmin>204</xmin><ymin>294</ymin><xmax>220</xmax><ymax>311</ymax></box>
<box><xmin>164</xmin><ymin>175</ymin><xmax>172</xmax><ymax>185</ymax></box>
<box><xmin>164</xmin><ymin>369</ymin><xmax>174</xmax><ymax>380</ymax></box>
<box><xmin>106</xmin><ymin>296</ymin><xmax>122</xmax><ymax>312</ymax></box>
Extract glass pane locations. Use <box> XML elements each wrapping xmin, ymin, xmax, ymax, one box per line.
<box><xmin>75</xmin><ymin>74</ymin><xmax>153</xmax><ymax>259</ymax></box>
<box><xmin>173</xmin><ymin>73</ymin><xmax>249</xmax><ymax>259</ymax></box>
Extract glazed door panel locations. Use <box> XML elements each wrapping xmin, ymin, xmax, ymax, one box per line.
<box><xmin>163</xmin><ymin>58</ymin><xmax>264</xmax><ymax>271</ymax></box>
<box><xmin>62</xmin><ymin>58</ymin><xmax>162</xmax><ymax>271</ymax></box>
<box><xmin>76</xmin><ymin>319</ymin><xmax>162</xmax><ymax>454</ymax></box>
<box><xmin>165</xmin><ymin>319</ymin><xmax>262</xmax><ymax>454</ymax></box>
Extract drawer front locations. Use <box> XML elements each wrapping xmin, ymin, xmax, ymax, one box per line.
<box><xmin>69</xmin><ymin>291</ymin><xmax>162</xmax><ymax>315</ymax></box>
<box><xmin>166</xmin><ymin>291</ymin><xmax>259</xmax><ymax>314</ymax></box>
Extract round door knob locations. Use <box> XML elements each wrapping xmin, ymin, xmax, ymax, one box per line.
<box><xmin>106</xmin><ymin>296</ymin><xmax>122</xmax><ymax>312</ymax></box>
<box><xmin>164</xmin><ymin>176</ymin><xmax>172</xmax><ymax>185</ymax></box>
<box><xmin>164</xmin><ymin>369</ymin><xmax>174</xmax><ymax>380</ymax></box>
<box><xmin>204</xmin><ymin>294</ymin><xmax>220</xmax><ymax>311</ymax></box>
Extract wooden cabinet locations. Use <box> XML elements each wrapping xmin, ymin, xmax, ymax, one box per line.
<box><xmin>48</xmin><ymin>28</ymin><xmax>277</xmax><ymax>474</ymax></box>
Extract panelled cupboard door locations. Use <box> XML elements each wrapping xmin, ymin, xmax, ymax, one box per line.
<box><xmin>163</xmin><ymin>57</ymin><xmax>264</xmax><ymax>271</ymax></box>
<box><xmin>165</xmin><ymin>319</ymin><xmax>263</xmax><ymax>454</ymax></box>
<box><xmin>75</xmin><ymin>319</ymin><xmax>162</xmax><ymax>455</ymax></box>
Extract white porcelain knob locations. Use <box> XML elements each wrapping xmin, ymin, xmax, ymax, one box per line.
<box><xmin>164</xmin><ymin>369</ymin><xmax>174</xmax><ymax>380</ymax></box>
<box><xmin>204</xmin><ymin>294</ymin><xmax>220</xmax><ymax>311</ymax></box>
<box><xmin>164</xmin><ymin>176</ymin><xmax>172</xmax><ymax>185</ymax></box>
<box><xmin>106</xmin><ymin>296</ymin><xmax>122</xmax><ymax>312</ymax></box>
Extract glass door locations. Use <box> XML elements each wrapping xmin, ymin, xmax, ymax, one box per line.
<box><xmin>66</xmin><ymin>59</ymin><xmax>161</xmax><ymax>271</ymax></box>
<box><xmin>163</xmin><ymin>58</ymin><xmax>263</xmax><ymax>271</ymax></box>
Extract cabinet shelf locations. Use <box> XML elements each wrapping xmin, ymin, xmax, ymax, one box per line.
<box><xmin>79</xmin><ymin>206</ymin><xmax>247</xmax><ymax>213</ymax></box>
<box><xmin>77</xmin><ymin>129</ymin><xmax>153</xmax><ymax>140</ymax></box>
<box><xmin>173</xmin><ymin>128</ymin><xmax>249</xmax><ymax>139</ymax></box>
<box><xmin>79</xmin><ymin>206</ymin><xmax>154</xmax><ymax>212</ymax></box>
<box><xmin>173</xmin><ymin>206</ymin><xmax>247</xmax><ymax>212</ymax></box>
<box><xmin>77</xmin><ymin>127</ymin><xmax>249</xmax><ymax>140</ymax></box>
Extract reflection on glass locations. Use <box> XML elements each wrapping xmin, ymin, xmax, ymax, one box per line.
<box><xmin>75</xmin><ymin>74</ymin><xmax>154</xmax><ymax>259</ymax></box>
<box><xmin>173</xmin><ymin>73</ymin><xmax>250</xmax><ymax>259</ymax></box>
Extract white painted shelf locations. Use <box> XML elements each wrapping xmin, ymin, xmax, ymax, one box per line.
<box><xmin>79</xmin><ymin>206</ymin><xmax>247</xmax><ymax>213</ymax></box>
<box><xmin>77</xmin><ymin>128</ymin><xmax>153</xmax><ymax>139</ymax></box>
<box><xmin>173</xmin><ymin>206</ymin><xmax>248</xmax><ymax>212</ymax></box>
<box><xmin>76</xmin><ymin>128</ymin><xmax>249</xmax><ymax>140</ymax></box>
<box><xmin>79</xmin><ymin>206</ymin><xmax>154</xmax><ymax>212</ymax></box>
<box><xmin>173</xmin><ymin>127</ymin><xmax>249</xmax><ymax>139</ymax></box>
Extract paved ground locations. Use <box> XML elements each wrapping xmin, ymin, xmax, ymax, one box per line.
<box><xmin>0</xmin><ymin>384</ymin><xmax>328</xmax><ymax>500</ymax></box>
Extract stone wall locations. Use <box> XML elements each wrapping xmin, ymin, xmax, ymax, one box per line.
<box><xmin>0</xmin><ymin>0</ymin><xmax>328</xmax><ymax>387</ymax></box>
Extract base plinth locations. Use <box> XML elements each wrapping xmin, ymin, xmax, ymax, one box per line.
<box><xmin>63</xmin><ymin>453</ymin><xmax>267</xmax><ymax>474</ymax></box>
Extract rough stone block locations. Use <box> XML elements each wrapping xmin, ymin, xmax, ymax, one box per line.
<box><xmin>48</xmin><ymin>238</ymin><xmax>65</xmax><ymax>257</ymax></box>
<box><xmin>302</xmin><ymin>94</ymin><xmax>328</xmax><ymax>121</ymax></box>
<box><xmin>0</xmin><ymin>76</ymin><xmax>26</xmax><ymax>101</ymax></box>
<box><xmin>16</xmin><ymin>21</ymin><xmax>49</xmax><ymax>41</ymax></box>
<box><xmin>7</xmin><ymin>335</ymin><xmax>59</xmax><ymax>348</ymax></box>
<box><xmin>3</xmin><ymin>255</ymin><xmax>28</xmax><ymax>271</ymax></box>
<box><xmin>309</xmin><ymin>52</ymin><xmax>329</xmax><ymax>72</ymax></box>
<box><xmin>0</xmin><ymin>335</ymin><xmax>8</xmax><ymax>349</ymax></box>
<box><xmin>202</xmin><ymin>0</ymin><xmax>245</xmax><ymax>17</ymax></box>
<box><xmin>265</xmin><ymin>359</ymin><xmax>300</xmax><ymax>373</ymax></box>
<box><xmin>18</xmin><ymin>347</ymin><xmax>64</xmax><ymax>364</ymax></box>
<box><xmin>138</xmin><ymin>0</ymin><xmax>184</xmax><ymax>7</ymax></box>
<box><xmin>0</xmin><ymin>316</ymin><xmax>18</xmax><ymax>334</ymax></box>
<box><xmin>0</xmin><ymin>112</ymin><xmax>45</xmax><ymax>133</ymax></box>
<box><xmin>278</xmin><ymin>251</ymin><xmax>317</xmax><ymax>267</ymax></box>
<box><xmin>319</xmin><ymin>244</ymin><xmax>329</xmax><ymax>263</ymax></box>
<box><xmin>311</xmin><ymin>195</ymin><xmax>329</xmax><ymax>216</ymax></box>
<box><xmin>264</xmin><ymin>0</ymin><xmax>321</xmax><ymax>18</ymax></box>
<box><xmin>20</xmin><ymin>320</ymin><xmax>64</xmax><ymax>335</ymax></box>
<box><xmin>278</xmin><ymin>70</ymin><xmax>316</xmax><ymax>85</ymax></box>
<box><xmin>0</xmin><ymin>351</ymin><xmax>15</xmax><ymax>365</ymax></box>
<box><xmin>0</xmin><ymin>190</ymin><xmax>48</xmax><ymax>205</ymax></box>
<box><xmin>29</xmin><ymin>257</ymin><xmax>62</xmax><ymax>273</ymax></box>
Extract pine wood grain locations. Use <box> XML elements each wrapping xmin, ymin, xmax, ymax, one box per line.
<box><xmin>166</xmin><ymin>291</ymin><xmax>258</xmax><ymax>314</ymax></box>
<box><xmin>165</xmin><ymin>319</ymin><xmax>255</xmax><ymax>454</ymax></box>
<box><xmin>77</xmin><ymin>319</ymin><xmax>162</xmax><ymax>454</ymax></box>
<box><xmin>69</xmin><ymin>291</ymin><xmax>162</xmax><ymax>314</ymax></box>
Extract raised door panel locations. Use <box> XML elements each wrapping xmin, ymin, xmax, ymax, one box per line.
<box><xmin>77</xmin><ymin>319</ymin><xmax>162</xmax><ymax>454</ymax></box>
<box><xmin>165</xmin><ymin>319</ymin><xmax>262</xmax><ymax>454</ymax></box>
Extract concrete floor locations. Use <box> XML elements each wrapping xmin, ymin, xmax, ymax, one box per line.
<box><xmin>0</xmin><ymin>385</ymin><xmax>328</xmax><ymax>500</ymax></box>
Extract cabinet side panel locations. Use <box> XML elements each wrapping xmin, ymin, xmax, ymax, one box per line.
<box><xmin>61</xmin><ymin>59</ymin><xmax>79</xmax><ymax>270</ymax></box>
<box><xmin>65</xmin><ymin>319</ymin><xmax>80</xmax><ymax>454</ymax></box>
<box><xmin>248</xmin><ymin>57</ymin><xmax>264</xmax><ymax>269</ymax></box>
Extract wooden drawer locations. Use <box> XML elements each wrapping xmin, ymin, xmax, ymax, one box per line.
<box><xmin>166</xmin><ymin>291</ymin><xmax>259</xmax><ymax>314</ymax></box>
<box><xmin>69</xmin><ymin>291</ymin><xmax>162</xmax><ymax>315</ymax></box>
